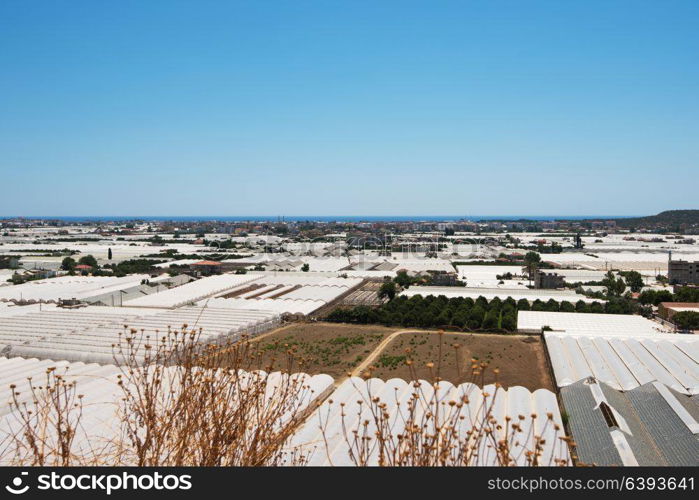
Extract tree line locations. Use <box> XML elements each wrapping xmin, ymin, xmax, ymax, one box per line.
<box><xmin>673</xmin><ymin>311</ymin><xmax>699</xmax><ymax>330</ymax></box>
<box><xmin>638</xmin><ymin>287</ymin><xmax>699</xmax><ymax>305</ymax></box>
<box><xmin>325</xmin><ymin>294</ymin><xmax>631</xmax><ymax>333</ymax></box>
<box><xmin>61</xmin><ymin>255</ymin><xmax>165</xmax><ymax>277</ymax></box>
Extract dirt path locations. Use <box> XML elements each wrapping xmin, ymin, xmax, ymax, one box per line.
<box><xmin>346</xmin><ymin>330</ymin><xmax>552</xmax><ymax>391</ymax></box>
<box><xmin>348</xmin><ymin>329</ymin><xmax>499</xmax><ymax>379</ymax></box>
<box><xmin>349</xmin><ymin>329</ymin><xmax>420</xmax><ymax>379</ymax></box>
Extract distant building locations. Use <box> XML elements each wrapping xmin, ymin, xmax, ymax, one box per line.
<box><xmin>190</xmin><ymin>260</ymin><xmax>222</xmax><ymax>275</ymax></box>
<box><xmin>428</xmin><ymin>272</ymin><xmax>459</xmax><ymax>286</ymax></box>
<box><xmin>658</xmin><ymin>302</ymin><xmax>699</xmax><ymax>321</ymax></box>
<box><xmin>668</xmin><ymin>252</ymin><xmax>699</xmax><ymax>285</ymax></box>
<box><xmin>534</xmin><ymin>271</ymin><xmax>565</xmax><ymax>289</ymax></box>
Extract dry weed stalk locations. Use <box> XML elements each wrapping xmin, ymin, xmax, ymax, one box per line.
<box><xmin>1</xmin><ymin>327</ymin><xmax>572</xmax><ymax>467</ymax></box>
<box><xmin>2</xmin><ymin>325</ymin><xmax>319</xmax><ymax>466</ymax></box>
<box><xmin>325</xmin><ymin>330</ymin><xmax>571</xmax><ymax>466</ymax></box>
<box><xmin>2</xmin><ymin>368</ymin><xmax>85</xmax><ymax>465</ymax></box>
<box><xmin>111</xmin><ymin>324</ymin><xmax>316</xmax><ymax>466</ymax></box>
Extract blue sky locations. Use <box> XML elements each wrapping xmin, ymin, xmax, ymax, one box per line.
<box><xmin>1</xmin><ymin>0</ymin><xmax>697</xmax><ymax>217</ymax></box>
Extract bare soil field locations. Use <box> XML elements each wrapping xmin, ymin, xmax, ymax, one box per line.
<box><xmin>366</xmin><ymin>332</ymin><xmax>554</xmax><ymax>391</ymax></box>
<box><xmin>248</xmin><ymin>322</ymin><xmax>398</xmax><ymax>379</ymax></box>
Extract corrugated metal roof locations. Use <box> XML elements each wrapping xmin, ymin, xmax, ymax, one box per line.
<box><xmin>560</xmin><ymin>382</ymin><xmax>626</xmax><ymax>466</ymax></box>
<box><xmin>561</xmin><ymin>379</ymin><xmax>699</xmax><ymax>466</ymax></box>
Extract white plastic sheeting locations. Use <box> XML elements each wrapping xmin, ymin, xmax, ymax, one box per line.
<box><xmin>204</xmin><ymin>298</ymin><xmax>324</xmax><ymax>315</ymax></box>
<box><xmin>202</xmin><ymin>276</ymin><xmax>363</xmax><ymax>315</ymax></box>
<box><xmin>0</xmin><ymin>307</ymin><xmax>281</xmax><ymax>365</ymax></box>
<box><xmin>288</xmin><ymin>377</ymin><xmax>570</xmax><ymax>466</ymax></box>
<box><xmin>125</xmin><ymin>274</ymin><xmax>262</xmax><ymax>308</ymax></box>
<box><xmin>222</xmin><ymin>256</ymin><xmax>350</xmax><ymax>272</ymax></box>
<box><xmin>0</xmin><ymin>356</ymin><xmax>121</xmax><ymax>418</ymax></box>
<box><xmin>350</xmin><ymin>257</ymin><xmax>454</xmax><ymax>274</ymax></box>
<box><xmin>545</xmin><ymin>333</ymin><xmax>699</xmax><ymax>395</ymax></box>
<box><xmin>0</xmin><ymin>303</ymin><xmax>43</xmax><ymax>318</ymax></box>
<box><xmin>455</xmin><ymin>265</ymin><xmax>528</xmax><ymax>288</ymax></box>
<box><xmin>519</xmin><ymin>311</ymin><xmax>671</xmax><ymax>335</ymax></box>
<box><xmin>0</xmin><ymin>275</ymin><xmax>150</xmax><ymax>303</ymax></box>
<box><xmin>0</xmin><ymin>242</ymin><xmax>205</xmax><ymax>262</ymax></box>
<box><xmin>0</xmin><ymin>357</ymin><xmax>334</xmax><ymax>465</ymax></box>
<box><xmin>0</xmin><ymin>356</ymin><xmax>124</xmax><ymax>465</ymax></box>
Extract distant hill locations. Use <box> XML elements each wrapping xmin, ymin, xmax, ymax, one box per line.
<box><xmin>612</xmin><ymin>210</ymin><xmax>699</xmax><ymax>228</ymax></box>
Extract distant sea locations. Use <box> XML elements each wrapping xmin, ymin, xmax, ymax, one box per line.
<box><xmin>6</xmin><ymin>215</ymin><xmax>639</xmax><ymax>223</ymax></box>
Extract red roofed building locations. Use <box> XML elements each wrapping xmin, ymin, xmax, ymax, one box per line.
<box><xmin>74</xmin><ymin>264</ymin><xmax>93</xmax><ymax>275</ymax></box>
<box><xmin>658</xmin><ymin>302</ymin><xmax>699</xmax><ymax>321</ymax></box>
<box><xmin>191</xmin><ymin>260</ymin><xmax>222</xmax><ymax>275</ymax></box>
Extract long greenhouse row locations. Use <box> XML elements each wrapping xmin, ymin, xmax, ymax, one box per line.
<box><xmin>0</xmin><ymin>307</ymin><xmax>281</xmax><ymax>365</ymax></box>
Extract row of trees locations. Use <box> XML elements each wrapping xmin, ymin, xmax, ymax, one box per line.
<box><xmin>327</xmin><ymin>295</ymin><xmax>519</xmax><ymax>331</ymax></box>
<box><xmin>638</xmin><ymin>286</ymin><xmax>699</xmax><ymax>305</ymax></box>
<box><xmin>326</xmin><ymin>294</ymin><xmax>630</xmax><ymax>332</ymax></box>
<box><xmin>61</xmin><ymin>256</ymin><xmax>165</xmax><ymax>277</ymax></box>
<box><xmin>61</xmin><ymin>255</ymin><xmax>98</xmax><ymax>271</ymax></box>
<box><xmin>107</xmin><ymin>259</ymin><xmax>166</xmax><ymax>276</ymax></box>
<box><xmin>673</xmin><ymin>311</ymin><xmax>699</xmax><ymax>330</ymax></box>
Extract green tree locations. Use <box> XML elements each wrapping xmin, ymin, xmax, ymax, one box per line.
<box><xmin>654</xmin><ymin>290</ymin><xmax>675</xmax><ymax>304</ymax></box>
<box><xmin>544</xmin><ymin>299</ymin><xmax>560</xmax><ymax>312</ymax></box>
<box><xmin>638</xmin><ymin>289</ymin><xmax>657</xmax><ymax>305</ymax></box>
<box><xmin>559</xmin><ymin>300</ymin><xmax>575</xmax><ymax>312</ymax></box>
<box><xmin>616</xmin><ymin>277</ymin><xmax>626</xmax><ymax>296</ymax></box>
<box><xmin>675</xmin><ymin>287</ymin><xmax>699</xmax><ymax>303</ymax></box>
<box><xmin>301</xmin><ymin>263</ymin><xmax>310</xmax><ymax>272</ymax></box>
<box><xmin>378</xmin><ymin>281</ymin><xmax>397</xmax><ymax>300</ymax></box>
<box><xmin>107</xmin><ymin>248</ymin><xmax>113</xmax><ymax>260</ymax></box>
<box><xmin>516</xmin><ymin>298</ymin><xmax>531</xmax><ymax>311</ymax></box>
<box><xmin>589</xmin><ymin>301</ymin><xmax>604</xmax><ymax>313</ymax></box>
<box><xmin>78</xmin><ymin>255</ymin><xmax>98</xmax><ymax>268</ymax></box>
<box><xmin>523</xmin><ymin>251</ymin><xmax>541</xmax><ymax>283</ymax></box>
<box><xmin>61</xmin><ymin>256</ymin><xmax>76</xmax><ymax>271</ymax></box>
<box><xmin>501</xmin><ymin>312</ymin><xmax>517</xmax><ymax>331</ymax></box>
<box><xmin>482</xmin><ymin>309</ymin><xmax>499</xmax><ymax>330</ymax></box>
<box><xmin>394</xmin><ymin>270</ymin><xmax>413</xmax><ymax>288</ymax></box>
<box><xmin>624</xmin><ymin>271</ymin><xmax>644</xmax><ymax>293</ymax></box>
<box><xmin>468</xmin><ymin>306</ymin><xmax>485</xmax><ymax>330</ymax></box>
<box><xmin>673</xmin><ymin>311</ymin><xmax>699</xmax><ymax>330</ymax></box>
<box><xmin>436</xmin><ymin>310</ymin><xmax>452</xmax><ymax>327</ymax></box>
<box><xmin>602</xmin><ymin>271</ymin><xmax>626</xmax><ymax>296</ymax></box>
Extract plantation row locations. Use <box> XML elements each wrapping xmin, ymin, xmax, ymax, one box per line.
<box><xmin>325</xmin><ymin>294</ymin><xmax>632</xmax><ymax>332</ymax></box>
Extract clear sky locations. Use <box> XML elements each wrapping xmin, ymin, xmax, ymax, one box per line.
<box><xmin>1</xmin><ymin>0</ymin><xmax>697</xmax><ymax>217</ymax></box>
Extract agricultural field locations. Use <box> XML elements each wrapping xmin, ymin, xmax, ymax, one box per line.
<box><xmin>365</xmin><ymin>332</ymin><xmax>554</xmax><ymax>391</ymax></box>
<box><xmin>249</xmin><ymin>322</ymin><xmax>397</xmax><ymax>379</ymax></box>
<box><xmin>336</xmin><ymin>279</ymin><xmax>385</xmax><ymax>307</ymax></box>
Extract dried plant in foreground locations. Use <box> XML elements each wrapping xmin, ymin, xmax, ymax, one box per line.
<box><xmin>1</xmin><ymin>325</ymin><xmax>321</xmax><ymax>466</ymax></box>
<box><xmin>1</xmin><ymin>368</ymin><xmax>85</xmax><ymax>466</ymax></box>
<box><xmin>1</xmin><ymin>328</ymin><xmax>573</xmax><ymax>466</ymax></box>
<box><xmin>111</xmin><ymin>325</ymin><xmax>318</xmax><ymax>466</ymax></box>
<box><xmin>320</xmin><ymin>331</ymin><xmax>571</xmax><ymax>466</ymax></box>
